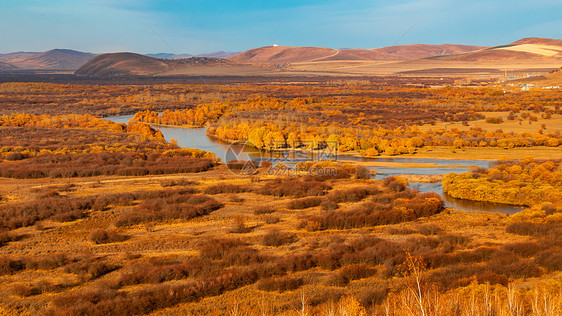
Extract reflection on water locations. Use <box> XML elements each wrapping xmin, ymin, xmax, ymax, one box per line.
<box><xmin>104</xmin><ymin>115</ymin><xmax>330</xmax><ymax>163</ymax></box>
<box><xmin>159</xmin><ymin>126</ymin><xmax>251</xmax><ymax>161</ymax></box>
<box><xmin>345</xmin><ymin>156</ymin><xmax>491</xmax><ymax>168</ymax></box>
<box><xmin>409</xmin><ymin>182</ymin><xmax>523</xmax><ymax>214</ymax></box>
<box><xmin>371</xmin><ymin>167</ymin><xmax>471</xmax><ymax>180</ymax></box>
<box><xmin>106</xmin><ymin>114</ymin><xmax>134</xmax><ymax>124</ymax></box>
<box><xmin>104</xmin><ymin>115</ymin><xmax>520</xmax><ymax>213</ymax></box>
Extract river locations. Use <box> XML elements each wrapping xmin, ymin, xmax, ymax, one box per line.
<box><xmin>105</xmin><ymin>115</ymin><xmax>522</xmax><ymax>214</ymax></box>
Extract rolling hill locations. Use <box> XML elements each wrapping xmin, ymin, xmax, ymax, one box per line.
<box><xmin>0</xmin><ymin>61</ymin><xmax>18</xmax><ymax>71</ymax></box>
<box><xmin>373</xmin><ymin>44</ymin><xmax>487</xmax><ymax>59</ymax></box>
<box><xmin>511</xmin><ymin>37</ymin><xmax>562</xmax><ymax>46</ymax></box>
<box><xmin>0</xmin><ymin>52</ymin><xmax>38</xmax><ymax>66</ymax></box>
<box><xmin>434</xmin><ymin>38</ymin><xmax>562</xmax><ymax>62</ymax></box>
<box><xmin>75</xmin><ymin>53</ymin><xmax>265</xmax><ymax>77</ymax></box>
<box><xmin>227</xmin><ymin>44</ymin><xmax>485</xmax><ymax>64</ymax></box>
<box><xmin>0</xmin><ymin>49</ymin><xmax>95</xmax><ymax>70</ymax></box>
<box><xmin>75</xmin><ymin>53</ymin><xmax>170</xmax><ymax>76</ymax></box>
<box><xmin>228</xmin><ymin>46</ymin><xmax>339</xmax><ymax>63</ymax></box>
<box><xmin>73</xmin><ymin>37</ymin><xmax>562</xmax><ymax>77</ymax></box>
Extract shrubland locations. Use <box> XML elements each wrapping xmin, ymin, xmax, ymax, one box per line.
<box><xmin>0</xmin><ymin>159</ymin><xmax>560</xmax><ymax>315</ymax></box>
<box><xmin>2</xmin><ymin>81</ymin><xmax>560</xmax><ymax>158</ymax></box>
<box><xmin>444</xmin><ymin>158</ymin><xmax>562</xmax><ymax>205</ymax></box>
<box><xmin>0</xmin><ymin>80</ymin><xmax>561</xmax><ymax>315</ymax></box>
<box><xmin>0</xmin><ymin>118</ymin><xmax>216</xmax><ymax>179</ymax></box>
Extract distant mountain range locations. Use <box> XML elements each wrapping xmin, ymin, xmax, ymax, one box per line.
<box><xmin>227</xmin><ymin>38</ymin><xmax>562</xmax><ymax>64</ymax></box>
<box><xmin>2</xmin><ymin>37</ymin><xmax>561</xmax><ymax>77</ymax></box>
<box><xmin>0</xmin><ymin>49</ymin><xmax>238</xmax><ymax>71</ymax></box>
<box><xmin>228</xmin><ymin>44</ymin><xmax>487</xmax><ymax>64</ymax></box>
<box><xmin>145</xmin><ymin>51</ymin><xmax>240</xmax><ymax>59</ymax></box>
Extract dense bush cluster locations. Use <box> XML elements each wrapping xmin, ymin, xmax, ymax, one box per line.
<box><xmin>444</xmin><ymin>158</ymin><xmax>562</xmax><ymax>205</ymax></box>
<box><xmin>118</xmin><ymin>256</ymin><xmax>211</xmax><ymax>286</ymax></box>
<box><xmin>0</xmin><ymin>188</ymin><xmax>218</xmax><ymax>230</ymax></box>
<box><xmin>0</xmin><ymin>253</ymin><xmax>117</xmax><ymax>279</ymax></box>
<box><xmin>256</xmin><ymin>177</ymin><xmax>331</xmax><ymax>197</ymax></box>
<box><xmin>114</xmin><ymin>190</ymin><xmax>222</xmax><ymax>227</ymax></box>
<box><xmin>203</xmin><ymin>183</ymin><xmax>250</xmax><ymax>194</ymax></box>
<box><xmin>256</xmin><ymin>276</ymin><xmax>304</xmax><ymax>292</ymax></box>
<box><xmin>0</xmin><ymin>113</ymin><xmax>163</xmax><ymax>140</ymax></box>
<box><xmin>506</xmin><ymin>221</ymin><xmax>562</xmax><ymax>239</ymax></box>
<box><xmin>326</xmin><ymin>185</ymin><xmax>382</xmax><ymax>203</ymax></box>
<box><xmin>261</xmin><ymin>229</ymin><xmax>296</xmax><ymax>247</ymax></box>
<box><xmin>287</xmin><ymin>196</ymin><xmax>323</xmax><ymax>209</ymax></box>
<box><xmin>205</xmin><ymin>91</ymin><xmax>561</xmax><ymax>155</ymax></box>
<box><xmin>88</xmin><ymin>229</ymin><xmax>128</xmax><ymax>244</ymax></box>
<box><xmin>0</xmin><ymin>152</ymin><xmax>215</xmax><ymax>178</ymax></box>
<box><xmin>301</xmin><ymin>190</ymin><xmax>444</xmax><ymax>231</ymax></box>
<box><xmin>327</xmin><ymin>263</ymin><xmax>378</xmax><ymax>286</ymax></box>
<box><xmin>0</xmin><ymin>195</ymin><xmax>94</xmax><ymax>229</ymax></box>
<box><xmin>0</xmin><ymin>126</ymin><xmax>216</xmax><ymax>179</ymax></box>
<box><xmin>48</xmin><ymin>266</ymin><xmax>263</xmax><ymax>316</ymax></box>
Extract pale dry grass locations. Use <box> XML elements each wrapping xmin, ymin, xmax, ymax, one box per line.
<box><xmin>0</xmin><ymin>166</ymin><xmax>558</xmax><ymax>315</ymax></box>
<box><xmin>421</xmin><ymin>111</ymin><xmax>562</xmax><ymax>135</ymax></box>
<box><xmin>498</xmin><ymin>44</ymin><xmax>562</xmax><ymax>57</ymax></box>
<box><xmin>398</xmin><ymin>146</ymin><xmax>562</xmax><ymax>160</ymax></box>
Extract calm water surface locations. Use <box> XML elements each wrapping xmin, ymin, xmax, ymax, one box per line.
<box><xmin>105</xmin><ymin>115</ymin><xmax>522</xmax><ymax>214</ymax></box>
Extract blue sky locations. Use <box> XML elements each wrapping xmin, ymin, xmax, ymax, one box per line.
<box><xmin>1</xmin><ymin>0</ymin><xmax>561</xmax><ymax>54</ymax></box>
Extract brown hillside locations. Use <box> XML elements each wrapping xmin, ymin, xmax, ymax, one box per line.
<box><xmin>315</xmin><ymin>49</ymin><xmax>402</xmax><ymax>61</ymax></box>
<box><xmin>228</xmin><ymin>44</ymin><xmax>484</xmax><ymax>64</ymax></box>
<box><xmin>71</xmin><ymin>38</ymin><xmax>562</xmax><ymax>77</ymax></box>
<box><xmin>511</xmin><ymin>37</ymin><xmax>562</xmax><ymax>46</ymax></box>
<box><xmin>0</xmin><ymin>49</ymin><xmax>95</xmax><ymax>70</ymax></box>
<box><xmin>228</xmin><ymin>46</ymin><xmax>338</xmax><ymax>63</ymax></box>
<box><xmin>22</xmin><ymin>49</ymin><xmax>95</xmax><ymax>70</ymax></box>
<box><xmin>434</xmin><ymin>38</ymin><xmax>562</xmax><ymax>62</ymax></box>
<box><xmin>75</xmin><ymin>53</ymin><xmax>170</xmax><ymax>76</ymax></box>
<box><xmin>0</xmin><ymin>61</ymin><xmax>18</xmax><ymax>71</ymax></box>
<box><xmin>373</xmin><ymin>44</ymin><xmax>486</xmax><ymax>59</ymax></box>
<box><xmin>440</xmin><ymin>49</ymin><xmax>548</xmax><ymax>62</ymax></box>
<box><xmin>0</xmin><ymin>52</ymin><xmax>37</xmax><ymax>66</ymax></box>
<box><xmin>75</xmin><ymin>53</ymin><xmax>247</xmax><ymax>76</ymax></box>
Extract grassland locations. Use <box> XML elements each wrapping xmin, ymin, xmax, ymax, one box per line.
<box><xmin>0</xmin><ymin>161</ymin><xmax>561</xmax><ymax>315</ymax></box>
<box><xmin>0</xmin><ymin>79</ymin><xmax>561</xmax><ymax>315</ymax></box>
<box><xmin>396</xmin><ymin>146</ymin><xmax>562</xmax><ymax>160</ymax></box>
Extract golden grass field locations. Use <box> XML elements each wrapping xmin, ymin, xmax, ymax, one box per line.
<box><xmin>283</xmin><ymin>59</ymin><xmax>562</xmax><ymax>77</ymax></box>
<box><xmin>1</xmin><ymin>163</ymin><xmax>560</xmax><ymax>315</ymax></box>
<box><xmin>425</xmin><ymin>112</ymin><xmax>562</xmax><ymax>134</ymax></box>
<box><xmin>0</xmin><ymin>78</ymin><xmax>560</xmax><ymax>314</ymax></box>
